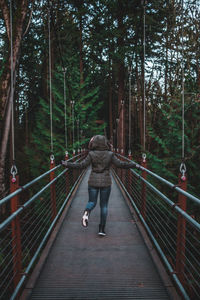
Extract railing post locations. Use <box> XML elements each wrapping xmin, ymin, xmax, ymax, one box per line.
<box><xmin>176</xmin><ymin>165</ymin><xmax>187</xmax><ymax>285</ymax></box>
<box><xmin>113</xmin><ymin>148</ymin><xmax>115</xmax><ymax>171</ymax></box>
<box><xmin>128</xmin><ymin>151</ymin><xmax>132</xmax><ymax>195</ymax></box>
<box><xmin>141</xmin><ymin>153</ymin><xmax>147</xmax><ymax>220</ymax></box>
<box><xmin>73</xmin><ymin>149</ymin><xmax>76</xmax><ymax>183</ymax></box>
<box><xmin>77</xmin><ymin>149</ymin><xmax>81</xmax><ymax>176</ymax></box>
<box><xmin>10</xmin><ymin>173</ymin><xmax>22</xmax><ymax>289</ymax></box>
<box><xmin>73</xmin><ymin>149</ymin><xmax>76</xmax><ymax>161</ymax></box>
<box><xmin>65</xmin><ymin>151</ymin><xmax>70</xmax><ymax>195</ymax></box>
<box><xmin>50</xmin><ymin>155</ymin><xmax>56</xmax><ymax>221</ymax></box>
<box><xmin>121</xmin><ymin>149</ymin><xmax>124</xmax><ymax>182</ymax></box>
<box><xmin>116</xmin><ymin>149</ymin><xmax>119</xmax><ymax>176</ymax></box>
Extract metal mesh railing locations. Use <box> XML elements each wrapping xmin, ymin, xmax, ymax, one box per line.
<box><xmin>0</xmin><ymin>152</ymin><xmax>86</xmax><ymax>300</ymax></box>
<box><xmin>112</xmin><ymin>153</ymin><xmax>200</xmax><ymax>300</ymax></box>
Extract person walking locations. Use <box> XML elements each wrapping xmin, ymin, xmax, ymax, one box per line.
<box><xmin>61</xmin><ymin>135</ymin><xmax>141</xmax><ymax>236</ymax></box>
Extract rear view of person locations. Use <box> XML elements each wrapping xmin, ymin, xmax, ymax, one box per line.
<box><xmin>62</xmin><ymin>135</ymin><xmax>140</xmax><ymax>236</ymax></box>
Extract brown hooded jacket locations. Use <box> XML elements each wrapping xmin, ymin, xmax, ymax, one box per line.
<box><xmin>63</xmin><ymin>135</ymin><xmax>139</xmax><ymax>187</ymax></box>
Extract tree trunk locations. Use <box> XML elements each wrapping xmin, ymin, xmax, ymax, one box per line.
<box><xmin>108</xmin><ymin>56</ymin><xmax>113</xmax><ymax>142</ymax></box>
<box><xmin>117</xmin><ymin>1</ymin><xmax>125</xmax><ymax>152</ymax></box>
<box><xmin>79</xmin><ymin>14</ymin><xmax>84</xmax><ymax>86</ymax></box>
<box><xmin>117</xmin><ymin>63</ymin><xmax>125</xmax><ymax>151</ymax></box>
<box><xmin>135</xmin><ymin>53</ymin><xmax>143</xmax><ymax>150</ymax></box>
<box><xmin>0</xmin><ymin>0</ymin><xmax>28</xmax><ymax>197</ymax></box>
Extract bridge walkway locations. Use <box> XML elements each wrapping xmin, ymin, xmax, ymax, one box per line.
<box><xmin>22</xmin><ymin>169</ymin><xmax>174</xmax><ymax>300</ymax></box>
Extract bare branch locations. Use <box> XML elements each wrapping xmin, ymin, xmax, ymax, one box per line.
<box><xmin>23</xmin><ymin>7</ymin><xmax>33</xmax><ymax>37</ymax></box>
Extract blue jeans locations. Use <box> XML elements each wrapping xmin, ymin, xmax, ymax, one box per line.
<box><xmin>85</xmin><ymin>186</ymin><xmax>111</xmax><ymax>226</ymax></box>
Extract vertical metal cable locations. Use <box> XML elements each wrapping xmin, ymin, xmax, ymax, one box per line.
<box><xmin>73</xmin><ymin>104</ymin><xmax>74</xmax><ymax>147</ymax></box>
<box><xmin>121</xmin><ymin>100</ymin><xmax>124</xmax><ymax>154</ymax></box>
<box><xmin>63</xmin><ymin>69</ymin><xmax>67</xmax><ymax>150</ymax></box>
<box><xmin>71</xmin><ymin>101</ymin><xmax>75</xmax><ymax>148</ymax></box>
<box><xmin>128</xmin><ymin>66</ymin><xmax>132</xmax><ymax>151</ymax></box>
<box><xmin>143</xmin><ymin>2</ymin><xmax>146</xmax><ymax>153</ymax></box>
<box><xmin>181</xmin><ymin>0</ymin><xmax>185</xmax><ymax>160</ymax></box>
<box><xmin>48</xmin><ymin>8</ymin><xmax>53</xmax><ymax>154</ymax></box>
<box><xmin>10</xmin><ymin>0</ymin><xmax>15</xmax><ymax>163</ymax></box>
<box><xmin>77</xmin><ymin>118</ymin><xmax>80</xmax><ymax>148</ymax></box>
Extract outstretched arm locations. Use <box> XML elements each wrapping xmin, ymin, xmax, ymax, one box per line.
<box><xmin>61</xmin><ymin>154</ymin><xmax>91</xmax><ymax>169</ymax></box>
<box><xmin>111</xmin><ymin>154</ymin><xmax>141</xmax><ymax>169</ymax></box>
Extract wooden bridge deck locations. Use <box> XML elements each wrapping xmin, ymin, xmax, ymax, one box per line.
<box><xmin>22</xmin><ymin>169</ymin><xmax>176</xmax><ymax>300</ymax></box>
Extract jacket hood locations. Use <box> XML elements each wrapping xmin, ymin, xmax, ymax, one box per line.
<box><xmin>89</xmin><ymin>135</ymin><xmax>110</xmax><ymax>151</ymax></box>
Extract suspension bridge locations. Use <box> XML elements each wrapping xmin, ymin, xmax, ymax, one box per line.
<box><xmin>0</xmin><ymin>150</ymin><xmax>200</xmax><ymax>300</ymax></box>
<box><xmin>1</xmin><ymin>1</ymin><xmax>200</xmax><ymax>299</ymax></box>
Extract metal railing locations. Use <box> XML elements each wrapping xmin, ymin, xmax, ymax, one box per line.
<box><xmin>112</xmin><ymin>153</ymin><xmax>200</xmax><ymax>300</ymax></box>
<box><xmin>0</xmin><ymin>152</ymin><xmax>86</xmax><ymax>300</ymax></box>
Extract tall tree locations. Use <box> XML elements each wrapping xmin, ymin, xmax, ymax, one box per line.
<box><xmin>0</xmin><ymin>0</ymin><xmax>29</xmax><ymax>196</ymax></box>
<box><xmin>116</xmin><ymin>0</ymin><xmax>125</xmax><ymax>151</ymax></box>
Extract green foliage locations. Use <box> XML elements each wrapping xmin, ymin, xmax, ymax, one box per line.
<box><xmin>25</xmin><ymin>62</ymin><xmax>104</xmax><ymax>178</ymax></box>
<box><xmin>147</xmin><ymin>99</ymin><xmax>200</xmax><ymax>196</ymax></box>
<box><xmin>0</xmin><ymin>0</ymin><xmax>199</xmax><ymax>199</ymax></box>
<box><xmin>0</xmin><ymin>58</ymin><xmax>6</xmax><ymax>77</ymax></box>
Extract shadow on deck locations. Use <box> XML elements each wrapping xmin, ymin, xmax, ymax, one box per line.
<box><xmin>21</xmin><ymin>169</ymin><xmax>178</xmax><ymax>300</ymax></box>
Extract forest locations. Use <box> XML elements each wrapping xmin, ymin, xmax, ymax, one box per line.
<box><xmin>0</xmin><ymin>0</ymin><xmax>200</xmax><ymax>202</ymax></box>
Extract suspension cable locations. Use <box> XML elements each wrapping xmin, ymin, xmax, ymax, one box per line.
<box><xmin>9</xmin><ymin>0</ymin><xmax>18</xmax><ymax>181</ymax></box>
<box><xmin>49</xmin><ymin>7</ymin><xmax>73</xmax><ymax>102</ymax></box>
<box><xmin>10</xmin><ymin>0</ymin><xmax>15</xmax><ymax>163</ymax></box>
<box><xmin>128</xmin><ymin>65</ymin><xmax>132</xmax><ymax>152</ymax></box>
<box><xmin>48</xmin><ymin>6</ymin><xmax>53</xmax><ymax>155</ymax></box>
<box><xmin>71</xmin><ymin>101</ymin><xmax>75</xmax><ymax>148</ymax></box>
<box><xmin>77</xmin><ymin>118</ymin><xmax>80</xmax><ymax>149</ymax></box>
<box><xmin>143</xmin><ymin>1</ymin><xmax>146</xmax><ymax>154</ymax></box>
<box><xmin>181</xmin><ymin>0</ymin><xmax>185</xmax><ymax>161</ymax></box>
<box><xmin>63</xmin><ymin>68</ymin><xmax>67</xmax><ymax>150</ymax></box>
<box><xmin>180</xmin><ymin>0</ymin><xmax>186</xmax><ymax>180</ymax></box>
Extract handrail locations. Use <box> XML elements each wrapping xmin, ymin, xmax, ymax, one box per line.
<box><xmin>131</xmin><ymin>168</ymin><xmax>200</xmax><ymax>232</ymax></box>
<box><xmin>116</xmin><ymin>153</ymin><xmax>200</xmax><ymax>206</ymax></box>
<box><xmin>0</xmin><ymin>169</ymin><xmax>67</xmax><ymax>232</ymax></box>
<box><xmin>112</xmin><ymin>153</ymin><xmax>200</xmax><ymax>299</ymax></box>
<box><xmin>0</xmin><ymin>165</ymin><xmax>60</xmax><ymax>207</ymax></box>
<box><xmin>0</xmin><ymin>152</ymin><xmax>87</xmax><ymax>300</ymax></box>
<box><xmin>112</xmin><ymin>168</ymin><xmax>190</xmax><ymax>300</ymax></box>
<box><xmin>0</xmin><ymin>154</ymin><xmax>82</xmax><ymax>207</ymax></box>
<box><xmin>10</xmin><ymin>170</ymin><xmax>86</xmax><ymax>300</ymax></box>
<box><xmin>0</xmin><ymin>156</ymin><xmax>84</xmax><ymax>231</ymax></box>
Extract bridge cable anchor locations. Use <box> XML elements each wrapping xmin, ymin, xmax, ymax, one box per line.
<box><xmin>11</xmin><ymin>164</ymin><xmax>18</xmax><ymax>183</ymax></box>
<box><xmin>180</xmin><ymin>162</ymin><xmax>186</xmax><ymax>181</ymax></box>
<box><xmin>142</xmin><ymin>153</ymin><xmax>146</xmax><ymax>163</ymax></box>
<box><xmin>50</xmin><ymin>154</ymin><xmax>55</xmax><ymax>164</ymax></box>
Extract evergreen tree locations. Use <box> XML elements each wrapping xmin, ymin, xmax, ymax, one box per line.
<box><xmin>148</xmin><ymin>98</ymin><xmax>200</xmax><ymax>196</ymax></box>
<box><xmin>0</xmin><ymin>0</ymin><xmax>199</xmax><ymax>194</ymax></box>
<box><xmin>25</xmin><ymin>61</ymin><xmax>104</xmax><ymax>178</ymax></box>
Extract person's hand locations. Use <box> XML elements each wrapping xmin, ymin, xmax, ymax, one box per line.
<box><xmin>61</xmin><ymin>160</ymin><xmax>67</xmax><ymax>166</ymax></box>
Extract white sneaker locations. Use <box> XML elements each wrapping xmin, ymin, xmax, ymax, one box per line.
<box><xmin>82</xmin><ymin>211</ymin><xmax>89</xmax><ymax>227</ymax></box>
<box><xmin>98</xmin><ymin>231</ymin><xmax>106</xmax><ymax>236</ymax></box>
<box><xmin>98</xmin><ymin>225</ymin><xmax>106</xmax><ymax>236</ymax></box>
